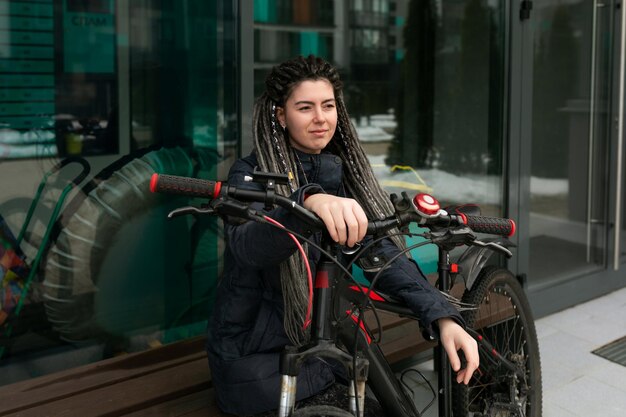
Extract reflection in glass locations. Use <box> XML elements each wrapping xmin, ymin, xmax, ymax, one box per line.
<box><xmin>386</xmin><ymin>0</ymin><xmax>505</xmax><ymax>216</ymax></box>
<box><xmin>529</xmin><ymin>1</ymin><xmax>610</xmax><ymax>285</ymax></box>
<box><xmin>0</xmin><ymin>0</ymin><xmax>119</xmax><ymax>159</ymax></box>
<box><xmin>0</xmin><ymin>0</ymin><xmax>236</xmax><ymax>385</ymax></box>
<box><xmin>254</xmin><ymin>0</ymin><xmax>506</xmax><ymax>217</ymax></box>
<box><xmin>253</xmin><ymin>0</ymin><xmax>506</xmax><ymax>272</ymax></box>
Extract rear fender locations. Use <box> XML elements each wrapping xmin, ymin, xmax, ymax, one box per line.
<box><xmin>456</xmin><ymin>237</ymin><xmax>516</xmax><ymax>290</ymax></box>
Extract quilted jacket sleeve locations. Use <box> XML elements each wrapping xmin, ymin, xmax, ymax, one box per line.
<box><xmin>224</xmin><ymin>157</ymin><xmax>324</xmax><ymax>269</ymax></box>
<box><xmin>360</xmin><ymin>236</ymin><xmax>465</xmax><ymax>339</ymax></box>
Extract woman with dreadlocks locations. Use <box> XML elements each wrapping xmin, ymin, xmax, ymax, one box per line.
<box><xmin>206</xmin><ymin>55</ymin><xmax>479</xmax><ymax>416</ymax></box>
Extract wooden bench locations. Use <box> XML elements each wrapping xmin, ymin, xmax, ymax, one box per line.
<box><xmin>0</xmin><ymin>312</ymin><xmax>434</xmax><ymax>416</ymax></box>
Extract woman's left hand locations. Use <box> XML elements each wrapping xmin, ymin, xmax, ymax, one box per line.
<box><xmin>438</xmin><ymin>317</ymin><xmax>479</xmax><ymax>385</ymax></box>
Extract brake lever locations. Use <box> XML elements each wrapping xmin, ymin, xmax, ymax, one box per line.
<box><xmin>471</xmin><ymin>240</ymin><xmax>513</xmax><ymax>258</ymax></box>
<box><xmin>167</xmin><ymin>205</ymin><xmax>215</xmax><ymax>219</ymax></box>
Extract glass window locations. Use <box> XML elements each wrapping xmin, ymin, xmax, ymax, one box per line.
<box><xmin>0</xmin><ymin>0</ymin><xmax>236</xmax><ymax>385</ymax></box>
<box><xmin>253</xmin><ymin>0</ymin><xmax>334</xmax><ymax>26</ymax></box>
<box><xmin>255</xmin><ymin>29</ymin><xmax>334</xmax><ymax>69</ymax></box>
<box><xmin>529</xmin><ymin>1</ymin><xmax>611</xmax><ymax>286</ymax></box>
<box><xmin>253</xmin><ymin>0</ymin><xmax>507</xmax><ymax>271</ymax></box>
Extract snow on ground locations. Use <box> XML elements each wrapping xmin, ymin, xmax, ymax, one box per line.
<box><xmin>368</xmin><ymin>154</ymin><xmax>568</xmax><ymax>205</ymax></box>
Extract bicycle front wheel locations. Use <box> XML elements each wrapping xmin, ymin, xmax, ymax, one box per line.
<box><xmin>452</xmin><ymin>266</ymin><xmax>542</xmax><ymax>417</ymax></box>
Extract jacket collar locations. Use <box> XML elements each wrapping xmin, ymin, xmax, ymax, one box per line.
<box><xmin>293</xmin><ymin>149</ymin><xmax>343</xmax><ymax>196</ymax></box>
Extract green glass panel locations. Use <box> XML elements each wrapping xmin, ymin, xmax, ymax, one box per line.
<box><xmin>0</xmin><ymin>102</ymin><xmax>54</xmax><ymax>116</ymax></box>
<box><xmin>0</xmin><ymin>59</ymin><xmax>53</xmax><ymax>73</ymax></box>
<box><xmin>63</xmin><ymin>0</ymin><xmax>115</xmax><ymax>73</ymax></box>
<box><xmin>0</xmin><ymin>45</ymin><xmax>54</xmax><ymax>59</ymax></box>
<box><xmin>0</xmin><ymin>31</ymin><xmax>54</xmax><ymax>45</ymax></box>
<box><xmin>0</xmin><ymin>116</ymin><xmax>54</xmax><ymax>129</ymax></box>
<box><xmin>254</xmin><ymin>0</ymin><xmax>276</xmax><ymax>22</ymax></box>
<box><xmin>0</xmin><ymin>88</ymin><xmax>54</xmax><ymax>101</ymax></box>
<box><xmin>0</xmin><ymin>74</ymin><xmax>54</xmax><ymax>87</ymax></box>
<box><xmin>299</xmin><ymin>32</ymin><xmax>320</xmax><ymax>56</ymax></box>
<box><xmin>0</xmin><ymin>16</ymin><xmax>53</xmax><ymax>31</ymax></box>
<box><xmin>0</xmin><ymin>0</ymin><xmax>54</xmax><ymax>17</ymax></box>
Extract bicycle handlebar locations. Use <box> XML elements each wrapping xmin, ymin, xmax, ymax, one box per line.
<box><xmin>150</xmin><ymin>173</ymin><xmax>222</xmax><ymax>199</ymax></box>
<box><xmin>463</xmin><ymin>214</ymin><xmax>515</xmax><ymax>237</ymax></box>
<box><xmin>150</xmin><ymin>173</ymin><xmax>516</xmax><ymax>238</ymax></box>
<box><xmin>151</xmin><ymin>173</ymin><xmax>324</xmax><ymax>229</ymax></box>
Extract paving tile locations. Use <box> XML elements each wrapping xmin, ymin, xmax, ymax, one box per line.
<box><xmin>535</xmin><ymin>320</ymin><xmax>560</xmax><ymax>339</ymax></box>
<box><xmin>571</xmin><ymin>292</ymin><xmax>626</xmax><ymax>327</ymax></box>
<box><xmin>538</xmin><ymin>331</ymin><xmax>607</xmax><ymax>375</ymax></box>
<box><xmin>561</xmin><ymin>316</ymin><xmax>624</xmax><ymax>346</ymax></box>
<box><xmin>587</xmin><ymin>361</ymin><xmax>626</xmax><ymax>394</ymax></box>
<box><xmin>548</xmin><ymin>375</ymin><xmax>626</xmax><ymax>417</ymax></box>
<box><xmin>537</xmin><ymin>305</ymin><xmax>593</xmax><ymax>332</ymax></box>
<box><xmin>536</xmin><ymin>288</ymin><xmax>626</xmax><ymax>415</ymax></box>
<box><xmin>543</xmin><ymin>400</ymin><xmax>579</xmax><ymax>417</ymax></box>
<box><xmin>540</xmin><ymin>357</ymin><xmax>580</xmax><ymax>394</ymax></box>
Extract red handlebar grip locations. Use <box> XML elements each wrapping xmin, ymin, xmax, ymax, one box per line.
<box><xmin>150</xmin><ymin>173</ymin><xmax>159</xmax><ymax>193</ymax></box>
<box><xmin>149</xmin><ymin>173</ymin><xmax>221</xmax><ymax>199</ymax></box>
<box><xmin>464</xmin><ymin>215</ymin><xmax>516</xmax><ymax>237</ymax></box>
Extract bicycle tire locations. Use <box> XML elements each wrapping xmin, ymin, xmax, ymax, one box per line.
<box><xmin>452</xmin><ymin>266</ymin><xmax>542</xmax><ymax>417</ymax></box>
<box><xmin>292</xmin><ymin>405</ymin><xmax>355</xmax><ymax>417</ymax></box>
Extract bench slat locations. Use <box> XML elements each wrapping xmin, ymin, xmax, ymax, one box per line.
<box><xmin>6</xmin><ymin>357</ymin><xmax>210</xmax><ymax>417</ymax></box>
<box><xmin>0</xmin><ymin>337</ymin><xmax>206</xmax><ymax>415</ymax></box>
<box><xmin>125</xmin><ymin>389</ymin><xmax>232</xmax><ymax>417</ymax></box>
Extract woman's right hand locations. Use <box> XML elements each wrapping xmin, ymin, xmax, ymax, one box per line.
<box><xmin>303</xmin><ymin>194</ymin><xmax>368</xmax><ymax>247</ymax></box>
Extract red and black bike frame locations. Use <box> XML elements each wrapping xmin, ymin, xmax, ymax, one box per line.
<box><xmin>150</xmin><ymin>172</ymin><xmax>518</xmax><ymax>417</ymax></box>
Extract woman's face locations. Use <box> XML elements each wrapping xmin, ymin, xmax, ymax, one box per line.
<box><xmin>276</xmin><ymin>79</ymin><xmax>337</xmax><ymax>154</ymax></box>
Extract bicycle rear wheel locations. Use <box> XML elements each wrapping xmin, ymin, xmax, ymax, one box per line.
<box><xmin>452</xmin><ymin>266</ymin><xmax>542</xmax><ymax>417</ymax></box>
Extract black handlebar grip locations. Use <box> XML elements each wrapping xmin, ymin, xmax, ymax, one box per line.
<box><xmin>149</xmin><ymin>173</ymin><xmax>222</xmax><ymax>199</ymax></box>
<box><xmin>464</xmin><ymin>215</ymin><xmax>516</xmax><ymax>237</ymax></box>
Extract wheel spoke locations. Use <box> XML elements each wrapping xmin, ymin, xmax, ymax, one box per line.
<box><xmin>452</xmin><ymin>268</ymin><xmax>541</xmax><ymax>417</ymax></box>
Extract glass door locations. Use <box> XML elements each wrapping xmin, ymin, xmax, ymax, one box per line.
<box><xmin>617</xmin><ymin>0</ymin><xmax>626</xmax><ymax>269</ymax></box>
<box><xmin>529</xmin><ymin>0</ymin><xmax>615</xmax><ymax>288</ymax></box>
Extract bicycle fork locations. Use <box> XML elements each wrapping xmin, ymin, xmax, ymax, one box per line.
<box><xmin>277</xmin><ymin>358</ymin><xmax>369</xmax><ymax>417</ymax></box>
<box><xmin>278</xmin><ymin>374</ymin><xmax>297</xmax><ymax>417</ymax></box>
<box><xmin>277</xmin><ymin>259</ymin><xmax>370</xmax><ymax>417</ymax></box>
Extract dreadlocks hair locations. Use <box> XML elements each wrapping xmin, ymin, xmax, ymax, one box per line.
<box><xmin>252</xmin><ymin>55</ymin><xmax>407</xmax><ymax>346</ymax></box>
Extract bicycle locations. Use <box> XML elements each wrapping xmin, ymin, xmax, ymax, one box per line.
<box><xmin>0</xmin><ymin>156</ymin><xmax>90</xmax><ymax>360</ymax></box>
<box><xmin>150</xmin><ymin>170</ymin><xmax>542</xmax><ymax>417</ymax></box>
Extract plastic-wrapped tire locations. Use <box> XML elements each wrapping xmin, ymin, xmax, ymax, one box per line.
<box><xmin>39</xmin><ymin>146</ymin><xmax>216</xmax><ymax>342</ymax></box>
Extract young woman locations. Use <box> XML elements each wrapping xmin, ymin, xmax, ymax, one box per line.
<box><xmin>205</xmin><ymin>55</ymin><xmax>478</xmax><ymax>416</ymax></box>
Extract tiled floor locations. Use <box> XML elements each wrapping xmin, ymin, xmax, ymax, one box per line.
<box><xmin>403</xmin><ymin>286</ymin><xmax>626</xmax><ymax>417</ymax></box>
<box><xmin>537</xmin><ymin>286</ymin><xmax>626</xmax><ymax>417</ymax></box>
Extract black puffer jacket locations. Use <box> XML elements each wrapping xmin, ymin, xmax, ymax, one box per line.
<box><xmin>206</xmin><ymin>150</ymin><xmax>462</xmax><ymax>416</ymax></box>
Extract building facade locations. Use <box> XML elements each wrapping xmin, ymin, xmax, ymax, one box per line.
<box><xmin>0</xmin><ymin>0</ymin><xmax>624</xmax><ymax>386</ymax></box>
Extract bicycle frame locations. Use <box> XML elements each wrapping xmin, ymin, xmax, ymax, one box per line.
<box><xmin>276</xmin><ymin>235</ymin><xmax>488</xmax><ymax>417</ymax></box>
